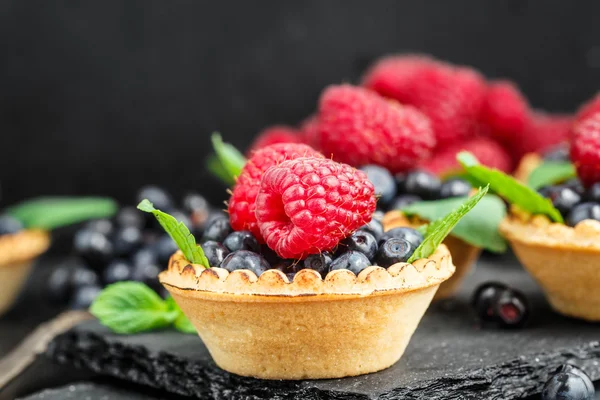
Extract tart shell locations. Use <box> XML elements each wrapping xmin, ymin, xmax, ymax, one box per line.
<box><xmin>513</xmin><ymin>152</ymin><xmax>542</xmax><ymax>183</ymax></box>
<box><xmin>160</xmin><ymin>245</ymin><xmax>454</xmax><ymax>380</ymax></box>
<box><xmin>0</xmin><ymin>230</ymin><xmax>50</xmax><ymax>316</ymax></box>
<box><xmin>500</xmin><ymin>213</ymin><xmax>600</xmax><ymax>321</ymax></box>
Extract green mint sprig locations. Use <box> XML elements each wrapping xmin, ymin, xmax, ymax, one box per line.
<box><xmin>137</xmin><ymin>199</ymin><xmax>209</xmax><ymax>268</ymax></box>
<box><xmin>5</xmin><ymin>197</ymin><xmax>118</xmax><ymax>230</ymax></box>
<box><xmin>402</xmin><ymin>194</ymin><xmax>507</xmax><ymax>253</ymax></box>
<box><xmin>208</xmin><ymin>133</ymin><xmax>247</xmax><ymax>185</ymax></box>
<box><xmin>408</xmin><ymin>185</ymin><xmax>489</xmax><ymax>263</ymax></box>
<box><xmin>458</xmin><ymin>152</ymin><xmax>564</xmax><ymax>223</ymax></box>
<box><xmin>90</xmin><ymin>282</ymin><xmax>196</xmax><ymax>335</ymax></box>
<box><xmin>527</xmin><ymin>161</ymin><xmax>576</xmax><ymax>190</ymax></box>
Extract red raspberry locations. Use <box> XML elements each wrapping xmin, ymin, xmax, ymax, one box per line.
<box><xmin>421</xmin><ymin>137</ymin><xmax>513</xmax><ymax>176</ymax></box>
<box><xmin>256</xmin><ymin>157</ymin><xmax>376</xmax><ymax>259</ymax></box>
<box><xmin>228</xmin><ymin>143</ymin><xmax>323</xmax><ymax>242</ymax></box>
<box><xmin>571</xmin><ymin>112</ymin><xmax>600</xmax><ymax>187</ymax></box>
<box><xmin>299</xmin><ymin>115</ymin><xmax>320</xmax><ymax>149</ymax></box>
<box><xmin>316</xmin><ymin>84</ymin><xmax>435</xmax><ymax>173</ymax></box>
<box><xmin>247</xmin><ymin>125</ymin><xmax>302</xmax><ymax>155</ymax></box>
<box><xmin>575</xmin><ymin>93</ymin><xmax>600</xmax><ymax>123</ymax></box>
<box><xmin>480</xmin><ymin>80</ymin><xmax>530</xmax><ymax>144</ymax></box>
<box><xmin>514</xmin><ymin>112</ymin><xmax>572</xmax><ymax>159</ymax></box>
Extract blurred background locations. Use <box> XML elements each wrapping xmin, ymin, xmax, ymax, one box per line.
<box><xmin>1</xmin><ymin>0</ymin><xmax>599</xmax><ymax>207</ymax></box>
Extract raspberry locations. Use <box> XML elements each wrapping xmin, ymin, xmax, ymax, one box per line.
<box><xmin>575</xmin><ymin>93</ymin><xmax>600</xmax><ymax>123</ymax></box>
<box><xmin>571</xmin><ymin>112</ymin><xmax>600</xmax><ymax>187</ymax></box>
<box><xmin>228</xmin><ymin>143</ymin><xmax>323</xmax><ymax>242</ymax></box>
<box><xmin>247</xmin><ymin>126</ymin><xmax>302</xmax><ymax>155</ymax></box>
<box><xmin>256</xmin><ymin>157</ymin><xmax>377</xmax><ymax>259</ymax></box>
<box><xmin>317</xmin><ymin>84</ymin><xmax>435</xmax><ymax>173</ymax></box>
<box><xmin>421</xmin><ymin>137</ymin><xmax>513</xmax><ymax>176</ymax></box>
<box><xmin>514</xmin><ymin>112</ymin><xmax>572</xmax><ymax>159</ymax></box>
<box><xmin>299</xmin><ymin>115</ymin><xmax>320</xmax><ymax>149</ymax></box>
<box><xmin>480</xmin><ymin>80</ymin><xmax>530</xmax><ymax>144</ymax></box>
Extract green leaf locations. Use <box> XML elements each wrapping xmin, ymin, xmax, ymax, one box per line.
<box><xmin>402</xmin><ymin>194</ymin><xmax>507</xmax><ymax>253</ymax></box>
<box><xmin>5</xmin><ymin>197</ymin><xmax>118</xmax><ymax>230</ymax></box>
<box><xmin>90</xmin><ymin>282</ymin><xmax>179</xmax><ymax>334</ymax></box>
<box><xmin>407</xmin><ymin>185</ymin><xmax>489</xmax><ymax>263</ymax></box>
<box><xmin>165</xmin><ymin>295</ymin><xmax>196</xmax><ymax>334</ymax></box>
<box><xmin>137</xmin><ymin>200</ymin><xmax>209</xmax><ymax>268</ymax></box>
<box><xmin>206</xmin><ymin>154</ymin><xmax>236</xmax><ymax>186</ymax></box>
<box><xmin>210</xmin><ymin>133</ymin><xmax>246</xmax><ymax>185</ymax></box>
<box><xmin>458</xmin><ymin>152</ymin><xmax>564</xmax><ymax>223</ymax></box>
<box><xmin>527</xmin><ymin>161</ymin><xmax>576</xmax><ymax>190</ymax></box>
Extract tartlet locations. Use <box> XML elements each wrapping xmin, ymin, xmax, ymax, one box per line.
<box><xmin>0</xmin><ymin>229</ymin><xmax>50</xmax><ymax>315</ymax></box>
<box><xmin>500</xmin><ymin>210</ymin><xmax>600</xmax><ymax>321</ymax></box>
<box><xmin>513</xmin><ymin>153</ymin><xmax>542</xmax><ymax>183</ymax></box>
<box><xmin>382</xmin><ymin>210</ymin><xmax>480</xmax><ymax>300</ymax></box>
<box><xmin>160</xmin><ymin>245</ymin><xmax>455</xmax><ymax>380</ymax></box>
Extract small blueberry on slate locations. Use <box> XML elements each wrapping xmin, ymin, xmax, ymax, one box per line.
<box><xmin>359</xmin><ymin>165</ymin><xmax>397</xmax><ymax>207</ymax></box>
<box><xmin>566</xmin><ymin>203</ymin><xmax>600</xmax><ymax>227</ymax></box>
<box><xmin>112</xmin><ymin>226</ymin><xmax>143</xmax><ymax>257</ymax></box>
<box><xmin>542</xmin><ymin>364</ymin><xmax>595</xmax><ymax>400</ymax></box>
<box><xmin>201</xmin><ymin>216</ymin><xmax>233</xmax><ymax>243</ymax></box>
<box><xmin>493</xmin><ymin>288</ymin><xmax>529</xmax><ymax>328</ymax></box>
<box><xmin>403</xmin><ymin>170</ymin><xmax>441</xmax><ymax>200</ymax></box>
<box><xmin>330</xmin><ymin>251</ymin><xmax>371</xmax><ymax>275</ymax></box>
<box><xmin>220</xmin><ymin>250</ymin><xmax>270</xmax><ymax>276</ymax></box>
<box><xmin>73</xmin><ymin>229</ymin><xmax>114</xmax><ymax>270</ymax></box>
<box><xmin>339</xmin><ymin>231</ymin><xmax>378</xmax><ymax>261</ymax></box>
<box><xmin>201</xmin><ymin>240</ymin><xmax>230</xmax><ymax>268</ymax></box>
<box><xmin>223</xmin><ymin>231</ymin><xmax>260</xmax><ymax>253</ymax></box>
<box><xmin>102</xmin><ymin>260</ymin><xmax>133</xmax><ymax>285</ymax></box>
<box><xmin>472</xmin><ymin>282</ymin><xmax>507</xmax><ymax>323</ymax></box>
<box><xmin>376</xmin><ymin>237</ymin><xmax>414</xmax><ymax>268</ymax></box>
<box><xmin>378</xmin><ymin>227</ymin><xmax>424</xmax><ymax>248</ymax></box>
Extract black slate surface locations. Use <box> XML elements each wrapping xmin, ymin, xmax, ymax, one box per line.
<box><xmin>46</xmin><ymin>253</ymin><xmax>600</xmax><ymax>400</ymax></box>
<box><xmin>17</xmin><ymin>381</ymin><xmax>191</xmax><ymax>400</ymax></box>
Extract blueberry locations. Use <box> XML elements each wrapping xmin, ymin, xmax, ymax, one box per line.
<box><xmin>340</xmin><ymin>231</ymin><xmax>378</xmax><ymax>261</ymax></box>
<box><xmin>131</xmin><ymin>261</ymin><xmax>162</xmax><ymax>292</ymax></box>
<box><xmin>439</xmin><ymin>178</ymin><xmax>472</xmax><ymax>199</ymax></box>
<box><xmin>154</xmin><ymin>235</ymin><xmax>179</xmax><ymax>265</ymax></box>
<box><xmin>201</xmin><ymin>241</ymin><xmax>229</xmax><ymax>268</ymax></box>
<box><xmin>112</xmin><ymin>226</ymin><xmax>143</xmax><ymax>257</ymax></box>
<box><xmin>376</xmin><ymin>238</ymin><xmax>414</xmax><ymax>268</ymax></box>
<box><xmin>585</xmin><ymin>182</ymin><xmax>600</xmax><ymax>202</ymax></box>
<box><xmin>272</xmin><ymin>258</ymin><xmax>294</xmax><ymax>273</ymax></box>
<box><xmin>379</xmin><ymin>227</ymin><xmax>424</xmax><ymax>247</ymax></box>
<box><xmin>299</xmin><ymin>252</ymin><xmax>332</xmax><ymax>278</ymax></box>
<box><xmin>168</xmin><ymin>209</ymin><xmax>193</xmax><ymax>231</ymax></box>
<box><xmin>542</xmin><ymin>364</ymin><xmax>595</xmax><ymax>400</ymax></box>
<box><xmin>566</xmin><ymin>202</ymin><xmax>600</xmax><ymax>227</ymax></box>
<box><xmin>71</xmin><ymin>264</ymin><xmax>101</xmax><ymax>289</ymax></box>
<box><xmin>137</xmin><ymin>185</ymin><xmax>174</xmax><ymax>211</ymax></box>
<box><xmin>85</xmin><ymin>218</ymin><xmax>114</xmax><ymax>236</ymax></box>
<box><xmin>542</xmin><ymin>144</ymin><xmax>570</xmax><ymax>162</ymax></box>
<box><xmin>548</xmin><ymin>186</ymin><xmax>581</xmax><ymax>216</ymax></box>
<box><xmin>538</xmin><ymin>186</ymin><xmax>554</xmax><ymax>198</ymax></box>
<box><xmin>47</xmin><ymin>266</ymin><xmax>73</xmax><ymax>304</ymax></box>
<box><xmin>388</xmin><ymin>194</ymin><xmax>422</xmax><ymax>211</ymax></box>
<box><xmin>259</xmin><ymin>244</ymin><xmax>281</xmax><ymax>265</ymax></box>
<box><xmin>102</xmin><ymin>260</ymin><xmax>133</xmax><ymax>285</ymax></box>
<box><xmin>403</xmin><ymin>170</ymin><xmax>441</xmax><ymax>200</ymax></box>
<box><xmin>330</xmin><ymin>251</ymin><xmax>371</xmax><ymax>275</ymax></box>
<box><xmin>116</xmin><ymin>206</ymin><xmax>145</xmax><ymax>229</ymax></box>
<box><xmin>395</xmin><ymin>173</ymin><xmax>407</xmax><ymax>193</ymax></box>
<box><xmin>493</xmin><ymin>288</ymin><xmax>529</xmax><ymax>328</ymax></box>
<box><xmin>471</xmin><ymin>282</ymin><xmax>507</xmax><ymax>323</ymax></box>
<box><xmin>372</xmin><ymin>210</ymin><xmax>385</xmax><ymax>222</ymax></box>
<box><xmin>69</xmin><ymin>285</ymin><xmax>102</xmax><ymax>310</ymax></box>
<box><xmin>564</xmin><ymin>178</ymin><xmax>585</xmax><ymax>195</ymax></box>
<box><xmin>201</xmin><ymin>217</ymin><xmax>232</xmax><ymax>243</ymax></box>
<box><xmin>182</xmin><ymin>193</ymin><xmax>210</xmax><ymax>215</ymax></box>
<box><xmin>0</xmin><ymin>215</ymin><xmax>23</xmax><ymax>235</ymax></box>
<box><xmin>357</xmin><ymin>219</ymin><xmax>384</xmax><ymax>241</ymax></box>
<box><xmin>132</xmin><ymin>247</ymin><xmax>158</xmax><ymax>267</ymax></box>
<box><xmin>359</xmin><ymin>165</ymin><xmax>397</xmax><ymax>206</ymax></box>
<box><xmin>220</xmin><ymin>250</ymin><xmax>270</xmax><ymax>276</ymax></box>
<box><xmin>223</xmin><ymin>231</ymin><xmax>260</xmax><ymax>253</ymax></box>
<box><xmin>73</xmin><ymin>229</ymin><xmax>114</xmax><ymax>270</ymax></box>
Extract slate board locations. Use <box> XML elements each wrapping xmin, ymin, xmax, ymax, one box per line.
<box><xmin>17</xmin><ymin>381</ymin><xmax>189</xmax><ymax>400</ymax></box>
<box><xmin>46</xmin><ymin>253</ymin><xmax>600</xmax><ymax>400</ymax></box>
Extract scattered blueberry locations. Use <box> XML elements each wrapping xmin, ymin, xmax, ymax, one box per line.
<box><xmin>340</xmin><ymin>231</ymin><xmax>378</xmax><ymax>261</ymax></box>
<box><xmin>223</xmin><ymin>231</ymin><xmax>260</xmax><ymax>253</ymax></box>
<box><xmin>131</xmin><ymin>261</ymin><xmax>162</xmax><ymax>292</ymax></box>
<box><xmin>102</xmin><ymin>260</ymin><xmax>133</xmax><ymax>285</ymax></box>
<box><xmin>585</xmin><ymin>182</ymin><xmax>600</xmax><ymax>202</ymax></box>
<box><xmin>471</xmin><ymin>282</ymin><xmax>507</xmax><ymax>323</ymax></box>
<box><xmin>112</xmin><ymin>226</ymin><xmax>143</xmax><ymax>257</ymax></box>
<box><xmin>115</xmin><ymin>206</ymin><xmax>145</xmax><ymax>229</ymax></box>
<box><xmin>439</xmin><ymin>178</ymin><xmax>472</xmax><ymax>199</ymax></box>
<box><xmin>403</xmin><ymin>170</ymin><xmax>441</xmax><ymax>200</ymax></box>
<box><xmin>69</xmin><ymin>285</ymin><xmax>102</xmax><ymax>310</ymax></box>
<box><xmin>376</xmin><ymin>238</ymin><xmax>414</xmax><ymax>268</ymax></box>
<box><xmin>71</xmin><ymin>264</ymin><xmax>101</xmax><ymax>289</ymax></box>
<box><xmin>201</xmin><ymin>240</ymin><xmax>230</xmax><ymax>268</ymax></box>
<box><xmin>132</xmin><ymin>247</ymin><xmax>159</xmax><ymax>267</ymax></box>
<box><xmin>542</xmin><ymin>364</ymin><xmax>595</xmax><ymax>400</ymax></box>
<box><xmin>566</xmin><ymin>202</ymin><xmax>600</xmax><ymax>227</ymax></box>
<box><xmin>330</xmin><ymin>251</ymin><xmax>371</xmax><ymax>275</ymax></box>
<box><xmin>299</xmin><ymin>252</ymin><xmax>332</xmax><ymax>278</ymax></box>
<box><xmin>360</xmin><ymin>165</ymin><xmax>397</xmax><ymax>206</ymax></box>
<box><xmin>47</xmin><ymin>266</ymin><xmax>73</xmax><ymax>304</ymax></box>
<box><xmin>547</xmin><ymin>186</ymin><xmax>581</xmax><ymax>216</ymax></box>
<box><xmin>201</xmin><ymin>216</ymin><xmax>232</xmax><ymax>243</ymax></box>
<box><xmin>494</xmin><ymin>288</ymin><xmax>529</xmax><ymax>328</ymax></box>
<box><xmin>357</xmin><ymin>219</ymin><xmax>384</xmax><ymax>241</ymax></box>
<box><xmin>73</xmin><ymin>229</ymin><xmax>114</xmax><ymax>270</ymax></box>
<box><xmin>220</xmin><ymin>250</ymin><xmax>270</xmax><ymax>276</ymax></box>
<box><xmin>388</xmin><ymin>194</ymin><xmax>422</xmax><ymax>211</ymax></box>
<box><xmin>183</xmin><ymin>193</ymin><xmax>210</xmax><ymax>215</ymax></box>
<box><xmin>0</xmin><ymin>215</ymin><xmax>23</xmax><ymax>235</ymax></box>
<box><xmin>379</xmin><ymin>227</ymin><xmax>424</xmax><ymax>248</ymax></box>
<box><xmin>137</xmin><ymin>185</ymin><xmax>174</xmax><ymax>211</ymax></box>
<box><xmin>154</xmin><ymin>235</ymin><xmax>179</xmax><ymax>265</ymax></box>
<box><xmin>85</xmin><ymin>218</ymin><xmax>114</xmax><ymax>236</ymax></box>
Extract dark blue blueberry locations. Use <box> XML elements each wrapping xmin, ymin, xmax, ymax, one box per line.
<box><xmin>340</xmin><ymin>231</ymin><xmax>378</xmax><ymax>261</ymax></box>
<box><xmin>395</xmin><ymin>173</ymin><xmax>407</xmax><ymax>193</ymax></box>
<box><xmin>375</xmin><ymin>238</ymin><xmax>414</xmax><ymax>268</ymax></box>
<box><xmin>330</xmin><ymin>251</ymin><xmax>371</xmax><ymax>275</ymax></box>
<box><xmin>154</xmin><ymin>235</ymin><xmax>179</xmax><ymax>265</ymax></box>
<box><xmin>102</xmin><ymin>260</ymin><xmax>133</xmax><ymax>285</ymax></box>
<box><xmin>182</xmin><ymin>193</ymin><xmax>210</xmax><ymax>215</ymax></box>
<box><xmin>223</xmin><ymin>230</ymin><xmax>260</xmax><ymax>253</ymax></box>
<box><xmin>112</xmin><ymin>226</ymin><xmax>143</xmax><ymax>257</ymax></box>
<box><xmin>69</xmin><ymin>284</ymin><xmax>102</xmax><ymax>310</ymax></box>
<box><xmin>272</xmin><ymin>258</ymin><xmax>294</xmax><ymax>273</ymax></box>
<box><xmin>564</xmin><ymin>178</ymin><xmax>585</xmax><ymax>195</ymax></box>
<box><xmin>403</xmin><ymin>170</ymin><xmax>441</xmax><ymax>200</ymax></box>
<box><xmin>542</xmin><ymin>144</ymin><xmax>570</xmax><ymax>162</ymax></box>
<box><xmin>388</xmin><ymin>194</ymin><xmax>422</xmax><ymax>211</ymax></box>
<box><xmin>169</xmin><ymin>209</ymin><xmax>193</xmax><ymax>230</ymax></box>
<box><xmin>357</xmin><ymin>219</ymin><xmax>384</xmax><ymax>241</ymax></box>
<box><xmin>0</xmin><ymin>215</ymin><xmax>23</xmax><ymax>235</ymax></box>
<box><xmin>259</xmin><ymin>244</ymin><xmax>282</xmax><ymax>265</ymax></box>
<box><xmin>471</xmin><ymin>282</ymin><xmax>508</xmax><ymax>323</ymax></box>
<box><xmin>542</xmin><ymin>364</ymin><xmax>595</xmax><ymax>400</ymax></box>
<box><xmin>538</xmin><ymin>186</ymin><xmax>554</xmax><ymax>198</ymax></box>
<box><xmin>379</xmin><ymin>227</ymin><xmax>424</xmax><ymax>247</ymax></box>
<box><xmin>70</xmin><ymin>264</ymin><xmax>101</xmax><ymax>289</ymax></box>
<box><xmin>73</xmin><ymin>229</ymin><xmax>114</xmax><ymax>270</ymax></box>
<box><xmin>567</xmin><ymin>202</ymin><xmax>600</xmax><ymax>227</ymax></box>
<box><xmin>439</xmin><ymin>178</ymin><xmax>472</xmax><ymax>199</ymax></box>
<box><xmin>131</xmin><ymin>260</ymin><xmax>162</xmax><ymax>292</ymax></box>
<box><xmin>298</xmin><ymin>252</ymin><xmax>333</xmax><ymax>278</ymax></box>
<box><xmin>494</xmin><ymin>288</ymin><xmax>529</xmax><ymax>328</ymax></box>
<box><xmin>85</xmin><ymin>218</ymin><xmax>114</xmax><ymax>236</ymax></box>
<box><xmin>132</xmin><ymin>247</ymin><xmax>158</xmax><ymax>267</ymax></box>
<box><xmin>220</xmin><ymin>250</ymin><xmax>270</xmax><ymax>276</ymax></box>
<box><xmin>548</xmin><ymin>186</ymin><xmax>581</xmax><ymax>216</ymax></box>
<box><xmin>201</xmin><ymin>217</ymin><xmax>232</xmax><ymax>243</ymax></box>
<box><xmin>47</xmin><ymin>266</ymin><xmax>72</xmax><ymax>304</ymax></box>
<box><xmin>359</xmin><ymin>165</ymin><xmax>397</xmax><ymax>206</ymax></box>
<box><xmin>201</xmin><ymin>240</ymin><xmax>230</xmax><ymax>268</ymax></box>
<box><xmin>585</xmin><ymin>182</ymin><xmax>600</xmax><ymax>202</ymax></box>
<box><xmin>137</xmin><ymin>185</ymin><xmax>174</xmax><ymax>211</ymax></box>
<box><xmin>116</xmin><ymin>206</ymin><xmax>145</xmax><ymax>229</ymax></box>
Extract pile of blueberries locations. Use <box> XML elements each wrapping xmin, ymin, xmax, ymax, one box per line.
<box><xmin>471</xmin><ymin>281</ymin><xmax>529</xmax><ymax>329</ymax></box>
<box><xmin>48</xmin><ymin>186</ymin><xmax>224</xmax><ymax>309</ymax></box>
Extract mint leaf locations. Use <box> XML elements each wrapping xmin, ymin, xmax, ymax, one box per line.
<box><xmin>402</xmin><ymin>194</ymin><xmax>506</xmax><ymax>253</ymax></box>
<box><xmin>210</xmin><ymin>133</ymin><xmax>246</xmax><ymax>185</ymax></box>
<box><xmin>137</xmin><ymin>200</ymin><xmax>209</xmax><ymax>268</ymax></box>
<box><xmin>527</xmin><ymin>161</ymin><xmax>576</xmax><ymax>190</ymax></box>
<box><xmin>206</xmin><ymin>154</ymin><xmax>236</xmax><ymax>186</ymax></box>
<box><xmin>458</xmin><ymin>152</ymin><xmax>564</xmax><ymax>223</ymax></box>
<box><xmin>90</xmin><ymin>282</ymin><xmax>179</xmax><ymax>334</ymax></box>
<box><xmin>164</xmin><ymin>295</ymin><xmax>196</xmax><ymax>333</ymax></box>
<box><xmin>5</xmin><ymin>197</ymin><xmax>117</xmax><ymax>230</ymax></box>
<box><xmin>407</xmin><ymin>185</ymin><xmax>489</xmax><ymax>263</ymax></box>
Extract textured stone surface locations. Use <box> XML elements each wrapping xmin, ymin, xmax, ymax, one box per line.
<box><xmin>47</xmin><ymin>253</ymin><xmax>600</xmax><ymax>399</ymax></box>
<box><xmin>17</xmin><ymin>381</ymin><xmax>187</xmax><ymax>400</ymax></box>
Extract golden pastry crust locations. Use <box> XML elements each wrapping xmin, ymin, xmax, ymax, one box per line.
<box><xmin>0</xmin><ymin>229</ymin><xmax>50</xmax><ymax>267</ymax></box>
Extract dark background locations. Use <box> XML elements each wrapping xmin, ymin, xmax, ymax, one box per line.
<box><xmin>1</xmin><ymin>0</ymin><xmax>599</xmax><ymax>207</ymax></box>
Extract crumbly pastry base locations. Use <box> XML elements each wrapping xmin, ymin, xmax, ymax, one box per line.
<box><xmin>382</xmin><ymin>211</ymin><xmax>480</xmax><ymax>300</ymax></box>
<box><xmin>160</xmin><ymin>245</ymin><xmax>454</xmax><ymax>379</ymax></box>
<box><xmin>501</xmin><ymin>213</ymin><xmax>600</xmax><ymax>321</ymax></box>
<box><xmin>0</xmin><ymin>230</ymin><xmax>50</xmax><ymax>316</ymax></box>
